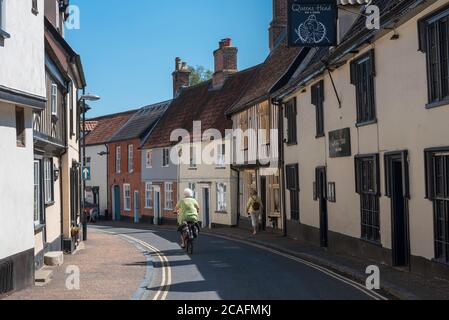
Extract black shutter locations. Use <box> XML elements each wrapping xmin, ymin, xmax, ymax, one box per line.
<box><xmin>401</xmin><ymin>151</ymin><xmax>410</xmax><ymax>199</ymax></box>
<box><xmin>418</xmin><ymin>20</ymin><xmax>428</xmax><ymax>52</ymax></box>
<box><xmin>384</xmin><ymin>154</ymin><xmax>391</xmax><ymax>198</ymax></box>
<box><xmin>374</xmin><ymin>154</ymin><xmax>381</xmax><ymax>196</ymax></box>
<box><xmin>350</xmin><ymin>61</ymin><xmax>357</xmax><ymax>85</ymax></box>
<box><xmin>369</xmin><ymin>49</ymin><xmax>376</xmax><ymax>77</ymax></box>
<box><xmin>425</xmin><ymin>150</ymin><xmax>434</xmax><ymax>200</ymax></box>
<box><xmin>355</xmin><ymin>157</ymin><xmax>362</xmax><ymax>194</ymax></box>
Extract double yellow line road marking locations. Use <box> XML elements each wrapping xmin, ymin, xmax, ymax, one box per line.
<box><xmin>120</xmin><ymin>234</ymin><xmax>172</xmax><ymax>301</ymax></box>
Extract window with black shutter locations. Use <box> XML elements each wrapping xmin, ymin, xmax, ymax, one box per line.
<box><xmin>285</xmin><ymin>98</ymin><xmax>297</xmax><ymax>145</ymax></box>
<box><xmin>311</xmin><ymin>80</ymin><xmax>325</xmax><ymax>138</ymax></box>
<box><xmin>350</xmin><ymin>50</ymin><xmax>376</xmax><ymax>125</ymax></box>
<box><xmin>286</xmin><ymin>164</ymin><xmax>300</xmax><ymax>221</ymax></box>
<box><xmin>424</xmin><ymin>147</ymin><xmax>449</xmax><ymax>264</ymax></box>
<box><xmin>15</xmin><ymin>107</ymin><xmax>26</xmax><ymax>147</ymax></box>
<box><xmin>418</xmin><ymin>5</ymin><xmax>449</xmax><ymax>107</ymax></box>
<box><xmin>355</xmin><ymin>154</ymin><xmax>381</xmax><ymax>243</ymax></box>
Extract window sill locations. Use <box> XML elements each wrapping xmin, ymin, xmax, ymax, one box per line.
<box><xmin>360</xmin><ymin>238</ymin><xmax>383</xmax><ymax>248</ymax></box>
<box><xmin>45</xmin><ymin>201</ymin><xmax>55</xmax><ymax>207</ymax></box>
<box><xmin>315</xmin><ymin>134</ymin><xmax>325</xmax><ymax>139</ymax></box>
<box><xmin>34</xmin><ymin>224</ymin><xmax>45</xmax><ymax>234</ymax></box>
<box><xmin>188</xmin><ymin>167</ymin><xmax>197</xmax><ymax>171</ymax></box>
<box><xmin>215</xmin><ymin>211</ymin><xmax>228</xmax><ymax>214</ymax></box>
<box><xmin>215</xmin><ymin>166</ymin><xmax>226</xmax><ymax>170</ymax></box>
<box><xmin>0</xmin><ymin>28</ymin><xmax>11</xmax><ymax>41</ymax></box>
<box><xmin>431</xmin><ymin>258</ymin><xmax>449</xmax><ymax>267</ymax></box>
<box><xmin>356</xmin><ymin>119</ymin><xmax>377</xmax><ymax>128</ymax></box>
<box><xmin>286</xmin><ymin>142</ymin><xmax>298</xmax><ymax>147</ymax></box>
<box><xmin>426</xmin><ymin>99</ymin><xmax>449</xmax><ymax>109</ymax></box>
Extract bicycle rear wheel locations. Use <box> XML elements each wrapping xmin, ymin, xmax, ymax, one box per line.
<box><xmin>187</xmin><ymin>240</ymin><xmax>193</xmax><ymax>255</ymax></box>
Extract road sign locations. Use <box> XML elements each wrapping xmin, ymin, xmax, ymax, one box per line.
<box><xmin>288</xmin><ymin>0</ymin><xmax>338</xmax><ymax>47</ymax></box>
<box><xmin>82</xmin><ymin>167</ymin><xmax>91</xmax><ymax>181</ymax></box>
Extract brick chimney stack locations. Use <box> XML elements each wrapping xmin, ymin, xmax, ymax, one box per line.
<box><xmin>172</xmin><ymin>57</ymin><xmax>191</xmax><ymax>97</ymax></box>
<box><xmin>269</xmin><ymin>0</ymin><xmax>288</xmax><ymax>51</ymax></box>
<box><xmin>212</xmin><ymin>38</ymin><xmax>238</xmax><ymax>89</ymax></box>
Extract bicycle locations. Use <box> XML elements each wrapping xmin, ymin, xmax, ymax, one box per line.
<box><xmin>180</xmin><ymin>222</ymin><xmax>200</xmax><ymax>255</ymax></box>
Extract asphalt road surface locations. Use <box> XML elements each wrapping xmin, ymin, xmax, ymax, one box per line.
<box><xmin>93</xmin><ymin>226</ymin><xmax>386</xmax><ymax>301</ymax></box>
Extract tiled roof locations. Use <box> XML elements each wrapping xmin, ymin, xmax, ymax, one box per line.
<box><xmin>108</xmin><ymin>100</ymin><xmax>171</xmax><ymax>143</ymax></box>
<box><xmin>225</xmin><ymin>36</ymin><xmax>302</xmax><ymax>115</ymax></box>
<box><xmin>85</xmin><ymin>121</ymin><xmax>99</xmax><ymax>132</ymax></box>
<box><xmin>84</xmin><ymin>110</ymin><xmax>137</xmax><ymax>146</ymax></box>
<box><xmin>143</xmin><ymin>65</ymin><xmax>260</xmax><ymax>149</ymax></box>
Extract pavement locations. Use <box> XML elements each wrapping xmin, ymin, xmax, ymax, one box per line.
<box><xmin>95</xmin><ymin>221</ymin><xmax>449</xmax><ymax>300</ymax></box>
<box><xmin>4</xmin><ymin>229</ymin><xmax>147</xmax><ymax>300</ymax></box>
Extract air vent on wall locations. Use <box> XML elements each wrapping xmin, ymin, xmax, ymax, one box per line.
<box><xmin>0</xmin><ymin>260</ymin><xmax>14</xmax><ymax>295</ymax></box>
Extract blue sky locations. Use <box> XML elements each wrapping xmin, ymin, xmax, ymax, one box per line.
<box><xmin>67</xmin><ymin>0</ymin><xmax>272</xmax><ymax>118</ymax></box>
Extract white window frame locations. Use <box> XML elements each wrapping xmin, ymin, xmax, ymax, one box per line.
<box><xmin>216</xmin><ymin>143</ymin><xmax>226</xmax><ymax>167</ymax></box>
<box><xmin>162</xmin><ymin>148</ymin><xmax>170</xmax><ymax>168</ymax></box>
<box><xmin>124</xmin><ymin>184</ymin><xmax>131</xmax><ymax>211</ymax></box>
<box><xmin>51</xmin><ymin>82</ymin><xmax>58</xmax><ymax>116</ymax></box>
<box><xmin>164</xmin><ymin>182</ymin><xmax>173</xmax><ymax>210</ymax></box>
<box><xmin>116</xmin><ymin>146</ymin><xmax>121</xmax><ymax>173</ymax></box>
<box><xmin>128</xmin><ymin>144</ymin><xmax>134</xmax><ymax>173</ymax></box>
<box><xmin>188</xmin><ymin>182</ymin><xmax>197</xmax><ymax>199</ymax></box>
<box><xmin>145</xmin><ymin>182</ymin><xmax>153</xmax><ymax>209</ymax></box>
<box><xmin>44</xmin><ymin>158</ymin><xmax>53</xmax><ymax>204</ymax></box>
<box><xmin>146</xmin><ymin>149</ymin><xmax>153</xmax><ymax>168</ymax></box>
<box><xmin>216</xmin><ymin>182</ymin><xmax>227</xmax><ymax>212</ymax></box>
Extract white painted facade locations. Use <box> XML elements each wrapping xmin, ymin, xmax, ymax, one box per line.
<box><xmin>0</xmin><ymin>0</ymin><xmax>45</xmax><ymax>264</ymax></box>
<box><xmin>0</xmin><ymin>0</ymin><xmax>45</xmax><ymax>97</ymax></box>
<box><xmin>85</xmin><ymin>144</ymin><xmax>108</xmax><ymax>215</ymax></box>
<box><xmin>0</xmin><ymin>104</ymin><xmax>35</xmax><ymax>260</ymax></box>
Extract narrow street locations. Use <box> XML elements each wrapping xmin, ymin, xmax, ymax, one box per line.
<box><xmin>93</xmin><ymin>226</ymin><xmax>386</xmax><ymax>301</ymax></box>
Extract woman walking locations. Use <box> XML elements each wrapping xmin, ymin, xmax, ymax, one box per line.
<box><xmin>246</xmin><ymin>188</ymin><xmax>263</xmax><ymax>236</ymax></box>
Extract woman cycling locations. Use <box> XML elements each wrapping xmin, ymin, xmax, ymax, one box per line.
<box><xmin>174</xmin><ymin>188</ymin><xmax>200</xmax><ymax>248</ymax></box>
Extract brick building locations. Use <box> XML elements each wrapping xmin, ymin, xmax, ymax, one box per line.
<box><xmin>108</xmin><ymin>101</ymin><xmax>170</xmax><ymax>222</ymax></box>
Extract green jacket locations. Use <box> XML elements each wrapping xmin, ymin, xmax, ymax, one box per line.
<box><xmin>246</xmin><ymin>195</ymin><xmax>262</xmax><ymax>214</ymax></box>
<box><xmin>177</xmin><ymin>198</ymin><xmax>199</xmax><ymax>225</ymax></box>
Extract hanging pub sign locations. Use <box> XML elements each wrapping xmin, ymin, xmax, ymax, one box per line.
<box><xmin>288</xmin><ymin>0</ymin><xmax>338</xmax><ymax>47</ymax></box>
<box><xmin>329</xmin><ymin>128</ymin><xmax>352</xmax><ymax>158</ymax></box>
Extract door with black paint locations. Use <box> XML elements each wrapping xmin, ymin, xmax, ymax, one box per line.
<box><xmin>316</xmin><ymin>167</ymin><xmax>328</xmax><ymax>247</ymax></box>
<box><xmin>385</xmin><ymin>151</ymin><xmax>410</xmax><ymax>267</ymax></box>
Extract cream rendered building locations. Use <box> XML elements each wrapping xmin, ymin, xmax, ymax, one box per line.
<box><xmin>275</xmin><ymin>0</ymin><xmax>449</xmax><ymax>279</ymax></box>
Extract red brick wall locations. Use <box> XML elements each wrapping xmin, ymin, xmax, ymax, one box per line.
<box><xmin>107</xmin><ymin>138</ymin><xmax>142</xmax><ymax>219</ymax></box>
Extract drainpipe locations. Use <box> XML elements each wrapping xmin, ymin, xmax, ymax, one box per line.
<box><xmin>272</xmin><ymin>98</ymin><xmax>287</xmax><ymax>237</ymax></box>
<box><xmin>230</xmin><ymin>165</ymin><xmax>240</xmax><ymax>227</ymax></box>
<box><xmin>105</xmin><ymin>144</ymin><xmax>110</xmax><ymax>220</ymax></box>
